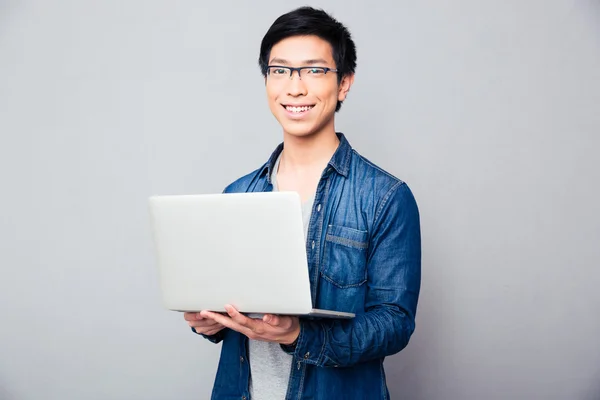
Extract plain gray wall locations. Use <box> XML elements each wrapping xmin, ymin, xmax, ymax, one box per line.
<box><xmin>1</xmin><ymin>1</ymin><xmax>599</xmax><ymax>399</ymax></box>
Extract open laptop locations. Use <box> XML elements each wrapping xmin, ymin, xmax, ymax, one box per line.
<box><xmin>148</xmin><ymin>192</ymin><xmax>354</xmax><ymax>319</ymax></box>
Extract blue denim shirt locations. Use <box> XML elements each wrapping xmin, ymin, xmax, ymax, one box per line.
<box><xmin>202</xmin><ymin>133</ymin><xmax>421</xmax><ymax>400</ymax></box>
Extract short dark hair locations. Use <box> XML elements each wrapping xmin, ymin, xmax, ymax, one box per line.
<box><xmin>258</xmin><ymin>7</ymin><xmax>357</xmax><ymax>112</ymax></box>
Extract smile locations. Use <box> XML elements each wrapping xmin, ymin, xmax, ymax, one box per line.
<box><xmin>283</xmin><ymin>104</ymin><xmax>315</xmax><ymax>114</ymax></box>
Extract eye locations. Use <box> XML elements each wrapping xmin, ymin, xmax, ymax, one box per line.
<box><xmin>271</xmin><ymin>68</ymin><xmax>287</xmax><ymax>75</ymax></box>
<box><xmin>306</xmin><ymin>68</ymin><xmax>325</xmax><ymax>75</ymax></box>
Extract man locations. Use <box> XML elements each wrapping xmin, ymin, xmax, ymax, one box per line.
<box><xmin>183</xmin><ymin>6</ymin><xmax>421</xmax><ymax>400</ymax></box>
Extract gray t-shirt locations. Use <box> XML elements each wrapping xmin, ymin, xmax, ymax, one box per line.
<box><xmin>248</xmin><ymin>153</ymin><xmax>314</xmax><ymax>400</ymax></box>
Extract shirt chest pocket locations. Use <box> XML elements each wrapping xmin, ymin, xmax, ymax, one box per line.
<box><xmin>321</xmin><ymin>225</ymin><xmax>369</xmax><ymax>288</ymax></box>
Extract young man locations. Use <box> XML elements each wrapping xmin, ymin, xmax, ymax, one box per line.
<box><xmin>183</xmin><ymin>6</ymin><xmax>421</xmax><ymax>400</ymax></box>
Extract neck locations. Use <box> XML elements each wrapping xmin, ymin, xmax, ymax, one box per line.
<box><xmin>280</xmin><ymin>128</ymin><xmax>340</xmax><ymax>169</ymax></box>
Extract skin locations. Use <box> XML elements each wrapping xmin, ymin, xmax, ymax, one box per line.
<box><xmin>184</xmin><ymin>35</ymin><xmax>355</xmax><ymax>345</ymax></box>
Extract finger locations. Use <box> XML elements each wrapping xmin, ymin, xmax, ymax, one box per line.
<box><xmin>202</xmin><ymin>309</ymin><xmax>251</xmax><ymax>335</ymax></box>
<box><xmin>195</xmin><ymin>312</ymin><xmax>205</xmax><ymax>320</ymax></box>
<box><xmin>194</xmin><ymin>324</ymin><xmax>223</xmax><ymax>336</ymax></box>
<box><xmin>204</xmin><ymin>325</ymin><xmax>224</xmax><ymax>336</ymax></box>
<box><xmin>183</xmin><ymin>312</ymin><xmax>199</xmax><ymax>321</ymax></box>
<box><xmin>263</xmin><ymin>314</ymin><xmax>281</xmax><ymax>326</ymax></box>
<box><xmin>224</xmin><ymin>305</ymin><xmax>261</xmax><ymax>331</ymax></box>
<box><xmin>199</xmin><ymin>310</ymin><xmax>224</xmax><ymax>322</ymax></box>
<box><xmin>188</xmin><ymin>319</ymin><xmax>215</xmax><ymax>328</ymax></box>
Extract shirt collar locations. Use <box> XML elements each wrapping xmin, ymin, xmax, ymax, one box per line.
<box><xmin>262</xmin><ymin>132</ymin><xmax>352</xmax><ymax>183</ymax></box>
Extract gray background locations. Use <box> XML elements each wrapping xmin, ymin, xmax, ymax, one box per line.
<box><xmin>1</xmin><ymin>1</ymin><xmax>599</xmax><ymax>399</ymax></box>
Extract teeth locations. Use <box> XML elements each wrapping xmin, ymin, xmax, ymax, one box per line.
<box><xmin>286</xmin><ymin>106</ymin><xmax>312</xmax><ymax>113</ymax></box>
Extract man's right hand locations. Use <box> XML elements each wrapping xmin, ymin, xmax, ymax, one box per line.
<box><xmin>184</xmin><ymin>312</ymin><xmax>225</xmax><ymax>336</ymax></box>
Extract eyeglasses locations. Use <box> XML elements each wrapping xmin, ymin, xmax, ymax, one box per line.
<box><xmin>266</xmin><ymin>65</ymin><xmax>338</xmax><ymax>81</ymax></box>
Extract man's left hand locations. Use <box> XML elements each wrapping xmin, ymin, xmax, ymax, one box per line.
<box><xmin>199</xmin><ymin>305</ymin><xmax>300</xmax><ymax>345</ymax></box>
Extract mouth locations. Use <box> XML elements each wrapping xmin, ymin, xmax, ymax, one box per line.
<box><xmin>282</xmin><ymin>104</ymin><xmax>315</xmax><ymax>114</ymax></box>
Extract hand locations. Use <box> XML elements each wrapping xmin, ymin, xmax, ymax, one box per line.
<box><xmin>200</xmin><ymin>305</ymin><xmax>300</xmax><ymax>345</ymax></box>
<box><xmin>184</xmin><ymin>312</ymin><xmax>225</xmax><ymax>336</ymax></box>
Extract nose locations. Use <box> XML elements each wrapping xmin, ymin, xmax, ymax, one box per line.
<box><xmin>286</xmin><ymin>73</ymin><xmax>308</xmax><ymax>97</ymax></box>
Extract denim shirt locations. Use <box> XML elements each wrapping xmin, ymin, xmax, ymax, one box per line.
<box><xmin>202</xmin><ymin>133</ymin><xmax>421</xmax><ymax>400</ymax></box>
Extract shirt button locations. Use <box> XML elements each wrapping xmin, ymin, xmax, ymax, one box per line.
<box><xmin>317</xmin><ymin>204</ymin><xmax>321</xmax><ymax>212</ymax></box>
<box><xmin>242</xmin><ymin>397</ymin><xmax>247</xmax><ymax>400</ymax></box>
<box><xmin>240</xmin><ymin>356</ymin><xmax>244</xmax><ymax>363</ymax></box>
<box><xmin>304</xmin><ymin>352</ymin><xmax>310</xmax><ymax>359</ymax></box>
<box><xmin>311</xmin><ymin>241</ymin><xmax>315</xmax><ymax>249</ymax></box>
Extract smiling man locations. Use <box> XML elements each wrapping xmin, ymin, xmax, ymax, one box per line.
<box><xmin>183</xmin><ymin>6</ymin><xmax>421</xmax><ymax>400</ymax></box>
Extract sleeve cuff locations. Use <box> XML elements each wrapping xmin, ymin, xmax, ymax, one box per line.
<box><xmin>288</xmin><ymin>319</ymin><xmax>329</xmax><ymax>367</ymax></box>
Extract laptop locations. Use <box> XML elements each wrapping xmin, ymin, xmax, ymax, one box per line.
<box><xmin>148</xmin><ymin>192</ymin><xmax>354</xmax><ymax>319</ymax></box>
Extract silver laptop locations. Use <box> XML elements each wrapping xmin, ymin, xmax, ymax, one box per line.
<box><xmin>148</xmin><ymin>192</ymin><xmax>354</xmax><ymax>319</ymax></box>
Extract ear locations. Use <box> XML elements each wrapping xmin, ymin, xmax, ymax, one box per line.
<box><xmin>338</xmin><ymin>73</ymin><xmax>355</xmax><ymax>102</ymax></box>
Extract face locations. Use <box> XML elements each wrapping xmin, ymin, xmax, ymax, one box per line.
<box><xmin>265</xmin><ymin>35</ymin><xmax>354</xmax><ymax>139</ymax></box>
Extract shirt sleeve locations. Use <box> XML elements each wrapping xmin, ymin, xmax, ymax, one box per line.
<box><xmin>283</xmin><ymin>182</ymin><xmax>421</xmax><ymax>368</ymax></box>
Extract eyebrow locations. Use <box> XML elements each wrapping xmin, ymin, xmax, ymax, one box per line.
<box><xmin>268</xmin><ymin>58</ymin><xmax>330</xmax><ymax>65</ymax></box>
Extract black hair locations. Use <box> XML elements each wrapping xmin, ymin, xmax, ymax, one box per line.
<box><xmin>258</xmin><ymin>6</ymin><xmax>357</xmax><ymax>112</ymax></box>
